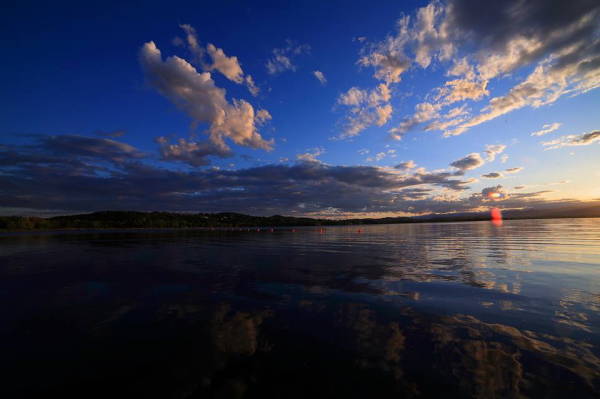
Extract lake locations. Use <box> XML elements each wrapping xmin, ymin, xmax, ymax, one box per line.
<box><xmin>1</xmin><ymin>218</ymin><xmax>600</xmax><ymax>398</ymax></box>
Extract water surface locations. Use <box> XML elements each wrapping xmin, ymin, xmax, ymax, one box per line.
<box><xmin>2</xmin><ymin>218</ymin><xmax>600</xmax><ymax>398</ymax></box>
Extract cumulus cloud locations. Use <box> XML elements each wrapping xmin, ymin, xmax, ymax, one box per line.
<box><xmin>531</xmin><ymin>122</ymin><xmax>562</xmax><ymax>136</ymax></box>
<box><xmin>483</xmin><ymin>144</ymin><xmax>506</xmax><ymax>161</ymax></box>
<box><xmin>542</xmin><ymin>130</ymin><xmax>600</xmax><ymax>149</ymax></box>
<box><xmin>139</xmin><ymin>41</ymin><xmax>273</xmax><ymax>165</ymax></box>
<box><xmin>179</xmin><ymin>24</ymin><xmax>259</xmax><ymax>96</ymax></box>
<box><xmin>450</xmin><ymin>152</ymin><xmax>485</xmax><ymax>171</ymax></box>
<box><xmin>336</xmin><ymin>83</ymin><xmax>392</xmax><ymax>138</ymax></box>
<box><xmin>205</xmin><ymin>43</ymin><xmax>244</xmax><ymax>83</ymax></box>
<box><xmin>361</xmin><ymin>0</ymin><xmax>599</xmax><ymax>138</ymax></box>
<box><xmin>505</xmin><ymin>167</ymin><xmax>523</xmax><ymax>174</ymax></box>
<box><xmin>266</xmin><ymin>40</ymin><xmax>310</xmax><ymax>75</ymax></box>
<box><xmin>435</xmin><ymin>0</ymin><xmax>600</xmax><ymax>136</ymax></box>
<box><xmin>313</xmin><ymin>70</ymin><xmax>327</xmax><ymax>85</ymax></box>
<box><xmin>500</xmin><ymin>154</ymin><xmax>509</xmax><ymax>164</ymax></box>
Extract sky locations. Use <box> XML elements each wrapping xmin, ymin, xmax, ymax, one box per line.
<box><xmin>1</xmin><ymin>0</ymin><xmax>599</xmax><ymax>217</ymax></box>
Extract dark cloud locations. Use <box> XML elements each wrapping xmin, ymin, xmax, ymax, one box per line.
<box><xmin>445</xmin><ymin>0</ymin><xmax>600</xmax><ymax>73</ymax></box>
<box><xmin>1</xmin><ymin>135</ymin><xmax>593</xmax><ymax>217</ymax></box>
<box><xmin>0</xmin><ymin>134</ymin><xmax>474</xmax><ymax>215</ymax></box>
<box><xmin>38</xmin><ymin>135</ymin><xmax>145</xmax><ymax>162</ymax></box>
<box><xmin>482</xmin><ymin>172</ymin><xmax>503</xmax><ymax>179</ymax></box>
<box><xmin>543</xmin><ymin>130</ymin><xmax>600</xmax><ymax>149</ymax></box>
<box><xmin>450</xmin><ymin>153</ymin><xmax>484</xmax><ymax>171</ymax></box>
<box><xmin>155</xmin><ymin>136</ymin><xmax>231</xmax><ymax>167</ymax></box>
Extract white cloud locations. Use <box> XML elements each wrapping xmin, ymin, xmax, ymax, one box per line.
<box><xmin>505</xmin><ymin>167</ymin><xmax>523</xmax><ymax>174</ymax></box>
<box><xmin>483</xmin><ymin>144</ymin><xmax>506</xmax><ymax>161</ymax></box>
<box><xmin>500</xmin><ymin>154</ymin><xmax>509</xmax><ymax>164</ymax></box>
<box><xmin>394</xmin><ymin>160</ymin><xmax>417</xmax><ymax>170</ymax></box>
<box><xmin>356</xmin><ymin>0</ymin><xmax>600</xmax><ymax>139</ymax></box>
<box><xmin>531</xmin><ymin>122</ymin><xmax>561</xmax><ymax>136</ymax></box>
<box><xmin>313</xmin><ymin>70</ymin><xmax>327</xmax><ymax>85</ymax></box>
<box><xmin>178</xmin><ymin>24</ymin><xmax>259</xmax><ymax>96</ymax></box>
<box><xmin>297</xmin><ymin>147</ymin><xmax>325</xmax><ymax>162</ymax></box>
<box><xmin>139</xmin><ymin>41</ymin><xmax>273</xmax><ymax>163</ymax></box>
<box><xmin>205</xmin><ymin>43</ymin><xmax>244</xmax><ymax>83</ymax></box>
<box><xmin>336</xmin><ymin>83</ymin><xmax>392</xmax><ymax>138</ymax></box>
<box><xmin>390</xmin><ymin>102</ymin><xmax>440</xmax><ymax>139</ymax></box>
<box><xmin>366</xmin><ymin>152</ymin><xmax>387</xmax><ymax>162</ymax></box>
<box><xmin>266</xmin><ymin>41</ymin><xmax>310</xmax><ymax>75</ymax></box>
<box><xmin>542</xmin><ymin>130</ymin><xmax>600</xmax><ymax>150</ymax></box>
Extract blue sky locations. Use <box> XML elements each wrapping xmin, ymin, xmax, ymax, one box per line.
<box><xmin>1</xmin><ymin>0</ymin><xmax>599</xmax><ymax>217</ymax></box>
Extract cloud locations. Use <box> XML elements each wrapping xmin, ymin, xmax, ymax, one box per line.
<box><xmin>156</xmin><ymin>136</ymin><xmax>231</xmax><ymax>167</ymax></box>
<box><xmin>366</xmin><ymin>152</ymin><xmax>386</xmax><ymax>162</ymax></box>
<box><xmin>179</xmin><ymin>24</ymin><xmax>204</xmax><ymax>62</ymax></box>
<box><xmin>390</xmin><ymin>102</ymin><xmax>440</xmax><ymax>138</ymax></box>
<box><xmin>394</xmin><ymin>160</ymin><xmax>417</xmax><ymax>170</ymax></box>
<box><xmin>440</xmin><ymin>79</ymin><xmax>489</xmax><ymax>104</ymax></box>
<box><xmin>40</xmin><ymin>134</ymin><xmax>145</xmax><ymax>162</ymax></box>
<box><xmin>450</xmin><ymin>152</ymin><xmax>485</xmax><ymax>171</ymax></box>
<box><xmin>500</xmin><ymin>154</ymin><xmax>509</xmax><ymax>163</ymax></box>
<box><xmin>205</xmin><ymin>43</ymin><xmax>244</xmax><ymax>83</ymax></box>
<box><xmin>482</xmin><ymin>172</ymin><xmax>503</xmax><ymax>179</ymax></box>
<box><xmin>542</xmin><ymin>130</ymin><xmax>600</xmax><ymax>149</ymax></box>
<box><xmin>483</xmin><ymin>144</ymin><xmax>506</xmax><ymax>161</ymax></box>
<box><xmin>336</xmin><ymin>84</ymin><xmax>392</xmax><ymax>138</ymax></box>
<box><xmin>366</xmin><ymin>0</ymin><xmax>600</xmax><ymax>138</ymax></box>
<box><xmin>2</xmin><ymin>137</ymin><xmax>591</xmax><ymax>217</ymax></box>
<box><xmin>313</xmin><ymin>70</ymin><xmax>327</xmax><ymax>85</ymax></box>
<box><xmin>481</xmin><ymin>185</ymin><xmax>509</xmax><ymax>200</ymax></box>
<box><xmin>0</xmin><ymin>139</ymin><xmax>481</xmax><ymax>215</ymax></box>
<box><xmin>179</xmin><ymin>24</ymin><xmax>259</xmax><ymax>96</ymax></box>
<box><xmin>505</xmin><ymin>167</ymin><xmax>523</xmax><ymax>174</ymax></box>
<box><xmin>531</xmin><ymin>122</ymin><xmax>562</xmax><ymax>136</ymax></box>
<box><xmin>266</xmin><ymin>40</ymin><xmax>311</xmax><ymax>75</ymax></box>
<box><xmin>139</xmin><ymin>41</ymin><xmax>273</xmax><ymax>162</ymax></box>
<box><xmin>94</xmin><ymin>129</ymin><xmax>126</xmax><ymax>138</ymax></box>
<box><xmin>434</xmin><ymin>0</ymin><xmax>600</xmax><ymax>136</ymax></box>
<box><xmin>296</xmin><ymin>147</ymin><xmax>325</xmax><ymax>163</ymax></box>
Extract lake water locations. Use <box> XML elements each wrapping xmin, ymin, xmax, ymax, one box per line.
<box><xmin>1</xmin><ymin>218</ymin><xmax>600</xmax><ymax>398</ymax></box>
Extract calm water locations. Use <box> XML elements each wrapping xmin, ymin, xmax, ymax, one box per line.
<box><xmin>1</xmin><ymin>218</ymin><xmax>600</xmax><ymax>398</ymax></box>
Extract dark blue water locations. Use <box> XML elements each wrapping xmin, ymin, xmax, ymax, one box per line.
<box><xmin>1</xmin><ymin>219</ymin><xmax>600</xmax><ymax>398</ymax></box>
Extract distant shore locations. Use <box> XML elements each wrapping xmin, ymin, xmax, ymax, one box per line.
<box><xmin>1</xmin><ymin>209</ymin><xmax>599</xmax><ymax>231</ymax></box>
